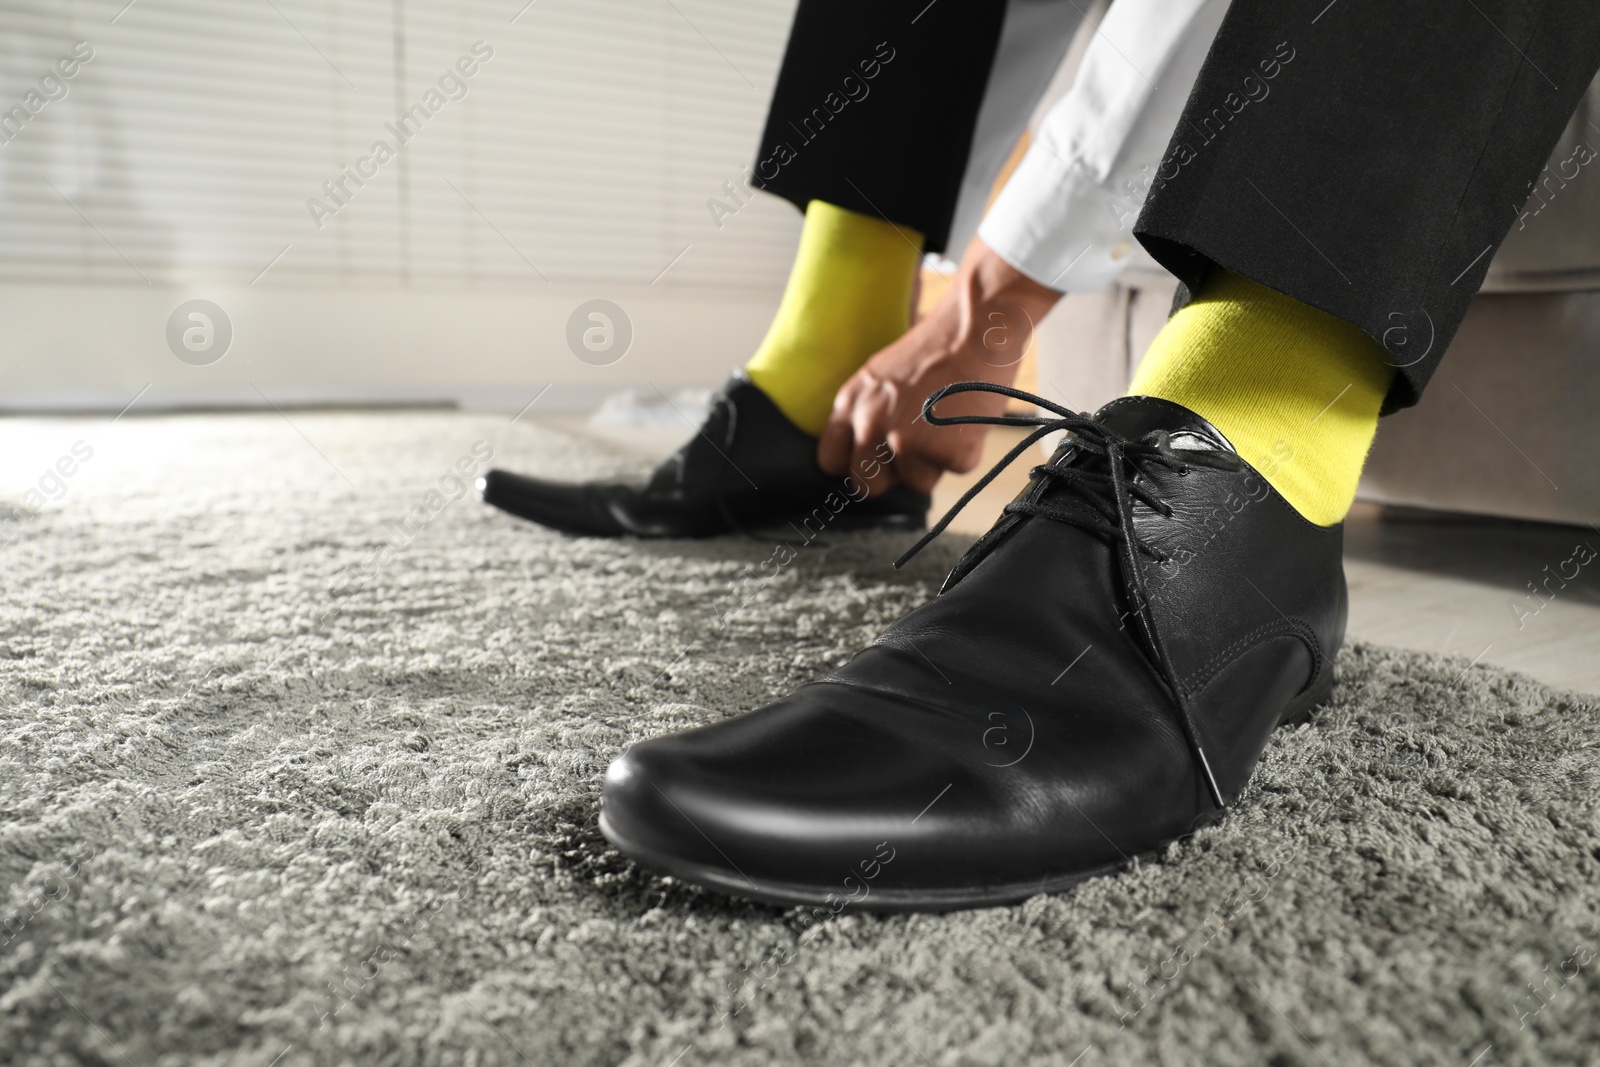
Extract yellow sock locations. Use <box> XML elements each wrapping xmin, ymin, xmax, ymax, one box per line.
<box><xmin>1128</xmin><ymin>270</ymin><xmax>1393</xmax><ymax>526</ymax></box>
<box><xmin>744</xmin><ymin>201</ymin><xmax>923</xmax><ymax>436</ymax></box>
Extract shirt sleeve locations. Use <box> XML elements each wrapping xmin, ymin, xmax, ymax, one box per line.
<box><xmin>978</xmin><ymin>0</ymin><xmax>1229</xmax><ymax>293</ymax></box>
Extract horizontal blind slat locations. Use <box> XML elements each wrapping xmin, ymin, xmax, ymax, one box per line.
<box><xmin>0</xmin><ymin>0</ymin><xmax>799</xmax><ymax>289</ymax></box>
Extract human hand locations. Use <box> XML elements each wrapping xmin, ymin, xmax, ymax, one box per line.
<box><xmin>818</xmin><ymin>238</ymin><xmax>1061</xmax><ymax>495</ymax></box>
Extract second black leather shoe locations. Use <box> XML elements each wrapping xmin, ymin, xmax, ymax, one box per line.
<box><xmin>599</xmin><ymin>384</ymin><xmax>1346</xmax><ymax>911</ymax></box>
<box><xmin>480</xmin><ymin>373</ymin><xmax>929</xmax><ymax>538</ymax></box>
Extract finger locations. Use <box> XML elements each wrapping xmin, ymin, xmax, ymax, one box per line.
<box><xmin>817</xmin><ymin>388</ymin><xmax>857</xmax><ymax>476</ymax></box>
<box><xmin>892</xmin><ymin>448</ymin><xmax>945</xmax><ymax>495</ymax></box>
<box><xmin>857</xmin><ymin>460</ymin><xmax>901</xmax><ymax>499</ymax></box>
<box><xmin>848</xmin><ymin>395</ymin><xmax>896</xmax><ymax>498</ymax></box>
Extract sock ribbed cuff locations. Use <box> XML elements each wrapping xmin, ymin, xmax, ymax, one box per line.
<box><xmin>745</xmin><ymin>200</ymin><xmax>923</xmax><ymax>435</ymax></box>
<box><xmin>1128</xmin><ymin>270</ymin><xmax>1393</xmax><ymax>525</ymax></box>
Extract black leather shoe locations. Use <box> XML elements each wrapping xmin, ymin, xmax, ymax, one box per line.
<box><xmin>479</xmin><ymin>373</ymin><xmax>929</xmax><ymax>538</ymax></box>
<box><xmin>600</xmin><ymin>384</ymin><xmax>1346</xmax><ymax>911</ymax></box>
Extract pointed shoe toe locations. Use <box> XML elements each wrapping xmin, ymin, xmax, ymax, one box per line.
<box><xmin>481</xmin><ymin>373</ymin><xmax>929</xmax><ymax>539</ymax></box>
<box><xmin>478</xmin><ymin>468</ymin><xmax>631</xmax><ymax>536</ymax></box>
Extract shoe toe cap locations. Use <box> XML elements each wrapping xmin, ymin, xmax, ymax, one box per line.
<box><xmin>479</xmin><ymin>468</ymin><xmax>627</xmax><ymax>536</ymax></box>
<box><xmin>596</xmin><ymin>699</ymin><xmax>925</xmax><ymax>893</ymax></box>
<box><xmin>599</xmin><ymin>726</ymin><xmax>816</xmax><ymax>883</ymax></box>
<box><xmin>599</xmin><ymin>671</ymin><xmax>1209</xmax><ymax>905</ymax></box>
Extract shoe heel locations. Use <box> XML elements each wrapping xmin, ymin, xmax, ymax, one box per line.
<box><xmin>1278</xmin><ymin>669</ymin><xmax>1335</xmax><ymax>729</ymax></box>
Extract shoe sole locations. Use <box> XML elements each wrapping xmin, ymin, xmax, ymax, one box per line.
<box><xmin>600</xmin><ymin>670</ymin><xmax>1337</xmax><ymax>913</ymax></box>
<box><xmin>741</xmin><ymin>511</ymin><xmax>926</xmax><ymax>538</ymax></box>
<box><xmin>599</xmin><ymin>809</ymin><xmax>1134</xmax><ymax>913</ymax></box>
<box><xmin>481</xmin><ymin>497</ymin><xmax>925</xmax><ymax>539</ymax></box>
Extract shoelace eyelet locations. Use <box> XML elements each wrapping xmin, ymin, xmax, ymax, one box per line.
<box><xmin>899</xmin><ymin>380</ymin><xmax>1231</xmax><ymax>811</ymax></box>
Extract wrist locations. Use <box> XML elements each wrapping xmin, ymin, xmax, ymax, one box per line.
<box><xmin>963</xmin><ymin>238</ymin><xmax>1062</xmax><ymax>318</ymax></box>
<box><xmin>949</xmin><ymin>239</ymin><xmax>1061</xmax><ymax>364</ymax></box>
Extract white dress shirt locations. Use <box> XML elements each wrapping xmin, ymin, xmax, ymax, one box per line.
<box><xmin>978</xmin><ymin>0</ymin><xmax>1228</xmax><ymax>293</ymax></box>
<box><xmin>977</xmin><ymin>0</ymin><xmax>1600</xmax><ymax>294</ymax></box>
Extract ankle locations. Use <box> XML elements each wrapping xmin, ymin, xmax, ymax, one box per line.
<box><xmin>744</xmin><ymin>200</ymin><xmax>924</xmax><ymax>436</ymax></box>
<box><xmin>1129</xmin><ymin>271</ymin><xmax>1392</xmax><ymax>525</ymax></box>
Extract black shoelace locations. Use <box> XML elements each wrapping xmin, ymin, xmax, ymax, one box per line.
<box><xmin>894</xmin><ymin>382</ymin><xmax>1243</xmax><ymax>810</ymax></box>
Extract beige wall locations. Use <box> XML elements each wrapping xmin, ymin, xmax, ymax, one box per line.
<box><xmin>0</xmin><ymin>282</ymin><xmax>779</xmax><ymax>413</ymax></box>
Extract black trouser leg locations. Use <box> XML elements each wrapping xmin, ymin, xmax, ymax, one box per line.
<box><xmin>750</xmin><ymin>0</ymin><xmax>1009</xmax><ymax>255</ymax></box>
<box><xmin>1132</xmin><ymin>0</ymin><xmax>1600</xmax><ymax>412</ymax></box>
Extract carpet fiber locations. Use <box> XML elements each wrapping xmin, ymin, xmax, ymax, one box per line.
<box><xmin>2</xmin><ymin>410</ymin><xmax>1599</xmax><ymax>1067</ymax></box>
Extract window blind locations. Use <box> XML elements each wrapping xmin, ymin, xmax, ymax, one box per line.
<box><xmin>0</xmin><ymin>0</ymin><xmax>802</xmax><ymax>290</ymax></box>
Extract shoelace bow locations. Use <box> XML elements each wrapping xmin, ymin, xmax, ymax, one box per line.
<box><xmin>894</xmin><ymin>381</ymin><xmax>1243</xmax><ymax>810</ymax></box>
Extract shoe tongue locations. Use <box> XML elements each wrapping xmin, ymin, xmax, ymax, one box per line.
<box><xmin>935</xmin><ymin>394</ymin><xmax>1232</xmax><ymax>592</ymax></box>
<box><xmin>1087</xmin><ymin>395</ymin><xmax>1237</xmax><ymax>455</ymax></box>
<box><xmin>1035</xmin><ymin>395</ymin><xmax>1237</xmax><ymax>487</ymax></box>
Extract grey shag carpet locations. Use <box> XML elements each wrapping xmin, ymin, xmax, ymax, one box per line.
<box><xmin>2</xmin><ymin>411</ymin><xmax>1599</xmax><ymax>1067</ymax></box>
